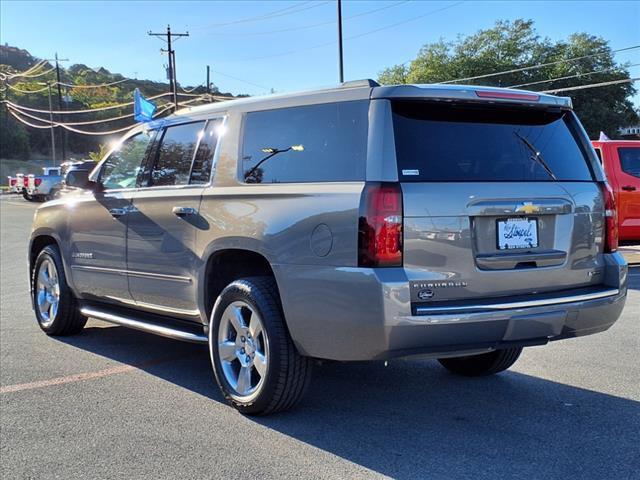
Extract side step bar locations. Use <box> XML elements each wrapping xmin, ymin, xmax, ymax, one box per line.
<box><xmin>80</xmin><ymin>306</ymin><xmax>208</xmax><ymax>344</ymax></box>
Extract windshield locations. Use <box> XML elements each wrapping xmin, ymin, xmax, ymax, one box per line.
<box><xmin>392</xmin><ymin>101</ymin><xmax>594</xmax><ymax>182</ymax></box>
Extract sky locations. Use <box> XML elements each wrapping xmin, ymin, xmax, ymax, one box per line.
<box><xmin>1</xmin><ymin>0</ymin><xmax>639</xmax><ymax>103</ymax></box>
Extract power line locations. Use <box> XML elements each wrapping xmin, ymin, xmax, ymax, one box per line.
<box><xmin>234</xmin><ymin>1</ymin><xmax>464</xmax><ymax>62</ymax></box>
<box><xmin>7</xmin><ymin>96</ymin><xmax>209</xmax><ymax>135</ymax></box>
<box><xmin>10</xmin><ymin>66</ymin><xmax>57</xmax><ymax>79</ymax></box>
<box><xmin>3</xmin><ymin>92</ymin><xmax>174</xmax><ymax>115</ymax></box>
<box><xmin>0</xmin><ymin>59</ymin><xmax>49</xmax><ymax>80</ymax></box>
<box><xmin>4</xmin><ymin>83</ymin><xmax>51</xmax><ymax>94</ymax></box>
<box><xmin>441</xmin><ymin>44</ymin><xmax>640</xmax><ymax>84</ymax></box>
<box><xmin>508</xmin><ymin>63</ymin><xmax>640</xmax><ymax>89</ymax></box>
<box><xmin>57</xmin><ymin>78</ymin><xmax>130</xmax><ymax>89</ymax></box>
<box><xmin>542</xmin><ymin>77</ymin><xmax>639</xmax><ymax>94</ymax></box>
<box><xmin>7</xmin><ymin>102</ymin><xmax>139</xmax><ymax>125</ymax></box>
<box><xmin>211</xmin><ymin>70</ymin><xmax>271</xmax><ymax>91</ymax></box>
<box><xmin>203</xmin><ymin>0</ymin><xmax>411</xmax><ymax>37</ymax></box>
<box><xmin>192</xmin><ymin>1</ymin><xmax>330</xmax><ymax>30</ymax></box>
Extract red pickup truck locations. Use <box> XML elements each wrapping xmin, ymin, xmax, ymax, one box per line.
<box><xmin>592</xmin><ymin>140</ymin><xmax>640</xmax><ymax>242</ymax></box>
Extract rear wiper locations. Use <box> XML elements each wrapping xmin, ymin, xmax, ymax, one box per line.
<box><xmin>513</xmin><ymin>131</ymin><xmax>557</xmax><ymax>181</ymax></box>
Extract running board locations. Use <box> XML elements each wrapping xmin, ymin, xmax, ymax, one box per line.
<box><xmin>80</xmin><ymin>306</ymin><xmax>208</xmax><ymax>344</ymax></box>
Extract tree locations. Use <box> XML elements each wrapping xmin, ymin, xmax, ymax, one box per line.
<box><xmin>0</xmin><ymin>113</ymin><xmax>31</xmax><ymax>160</ymax></box>
<box><xmin>378</xmin><ymin>19</ymin><xmax>638</xmax><ymax>138</ymax></box>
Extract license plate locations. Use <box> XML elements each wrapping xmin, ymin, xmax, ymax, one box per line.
<box><xmin>496</xmin><ymin>217</ymin><xmax>538</xmax><ymax>250</ymax></box>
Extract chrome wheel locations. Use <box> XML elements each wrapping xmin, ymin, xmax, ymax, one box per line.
<box><xmin>217</xmin><ymin>301</ymin><xmax>268</xmax><ymax>399</ymax></box>
<box><xmin>35</xmin><ymin>258</ymin><xmax>60</xmax><ymax>327</ymax></box>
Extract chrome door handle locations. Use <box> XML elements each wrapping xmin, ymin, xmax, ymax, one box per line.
<box><xmin>109</xmin><ymin>208</ymin><xmax>128</xmax><ymax>218</ymax></box>
<box><xmin>172</xmin><ymin>206</ymin><xmax>197</xmax><ymax>216</ymax></box>
<box><xmin>622</xmin><ymin>185</ymin><xmax>636</xmax><ymax>191</ymax></box>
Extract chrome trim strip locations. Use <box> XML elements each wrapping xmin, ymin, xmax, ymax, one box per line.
<box><xmin>415</xmin><ymin>288</ymin><xmax>620</xmax><ymax>315</ymax></box>
<box><xmin>114</xmin><ymin>297</ymin><xmax>201</xmax><ymax>317</ymax></box>
<box><xmin>126</xmin><ymin>270</ymin><xmax>192</xmax><ymax>283</ymax></box>
<box><xmin>71</xmin><ymin>265</ymin><xmax>192</xmax><ymax>283</ymax></box>
<box><xmin>80</xmin><ymin>307</ymin><xmax>207</xmax><ymax>344</ymax></box>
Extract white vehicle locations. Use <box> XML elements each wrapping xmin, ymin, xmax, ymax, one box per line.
<box><xmin>25</xmin><ymin>167</ymin><xmax>62</xmax><ymax>202</ymax></box>
<box><xmin>7</xmin><ymin>173</ymin><xmax>26</xmax><ymax>194</ymax></box>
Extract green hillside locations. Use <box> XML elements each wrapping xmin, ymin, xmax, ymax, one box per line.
<box><xmin>0</xmin><ymin>45</ymin><xmax>236</xmax><ymax>160</ymax></box>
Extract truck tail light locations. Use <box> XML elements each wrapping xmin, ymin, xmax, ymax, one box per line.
<box><xmin>599</xmin><ymin>181</ymin><xmax>618</xmax><ymax>253</ymax></box>
<box><xmin>10</xmin><ymin>179</ymin><xmax>16</xmax><ymax>186</ymax></box>
<box><xmin>23</xmin><ymin>177</ymin><xmax>29</xmax><ymax>187</ymax></box>
<box><xmin>358</xmin><ymin>182</ymin><xmax>403</xmax><ymax>267</ymax></box>
<box><xmin>34</xmin><ymin>178</ymin><xmax>42</xmax><ymax>187</ymax></box>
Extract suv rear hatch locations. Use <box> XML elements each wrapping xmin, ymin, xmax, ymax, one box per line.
<box><xmin>391</xmin><ymin>99</ymin><xmax>608</xmax><ymax>308</ymax></box>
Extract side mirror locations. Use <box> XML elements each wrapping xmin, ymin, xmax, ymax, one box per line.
<box><xmin>65</xmin><ymin>171</ymin><xmax>90</xmax><ymax>189</ymax></box>
<box><xmin>84</xmin><ymin>180</ymin><xmax>103</xmax><ymax>192</ymax></box>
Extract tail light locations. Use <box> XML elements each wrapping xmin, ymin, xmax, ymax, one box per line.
<box><xmin>475</xmin><ymin>90</ymin><xmax>540</xmax><ymax>101</ymax></box>
<box><xmin>34</xmin><ymin>178</ymin><xmax>42</xmax><ymax>187</ymax></box>
<box><xmin>358</xmin><ymin>182</ymin><xmax>403</xmax><ymax>267</ymax></box>
<box><xmin>599</xmin><ymin>181</ymin><xmax>618</xmax><ymax>253</ymax></box>
<box><xmin>23</xmin><ymin>177</ymin><xmax>29</xmax><ymax>187</ymax></box>
<box><xmin>10</xmin><ymin>179</ymin><xmax>16</xmax><ymax>186</ymax></box>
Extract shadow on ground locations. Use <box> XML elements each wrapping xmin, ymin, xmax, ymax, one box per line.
<box><xmin>58</xmin><ymin>325</ymin><xmax>640</xmax><ymax>479</ymax></box>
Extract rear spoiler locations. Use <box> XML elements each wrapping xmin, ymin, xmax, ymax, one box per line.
<box><xmin>371</xmin><ymin>84</ymin><xmax>572</xmax><ymax>109</ymax></box>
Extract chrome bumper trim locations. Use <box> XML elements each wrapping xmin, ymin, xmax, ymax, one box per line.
<box><xmin>415</xmin><ymin>288</ymin><xmax>620</xmax><ymax>315</ymax></box>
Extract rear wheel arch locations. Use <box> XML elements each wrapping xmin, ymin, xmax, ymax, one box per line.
<box><xmin>202</xmin><ymin>248</ymin><xmax>281</xmax><ymax>324</ymax></box>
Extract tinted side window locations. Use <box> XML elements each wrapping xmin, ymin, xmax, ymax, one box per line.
<box><xmin>101</xmin><ymin>132</ymin><xmax>154</xmax><ymax>190</ymax></box>
<box><xmin>241</xmin><ymin>101</ymin><xmax>368</xmax><ymax>183</ymax></box>
<box><xmin>190</xmin><ymin>118</ymin><xmax>223</xmax><ymax>184</ymax></box>
<box><xmin>151</xmin><ymin>121</ymin><xmax>205</xmax><ymax>186</ymax></box>
<box><xmin>618</xmin><ymin>147</ymin><xmax>640</xmax><ymax>178</ymax></box>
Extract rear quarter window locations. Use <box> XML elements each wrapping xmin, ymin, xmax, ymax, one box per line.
<box><xmin>618</xmin><ymin>147</ymin><xmax>640</xmax><ymax>178</ymax></box>
<box><xmin>392</xmin><ymin>101</ymin><xmax>594</xmax><ymax>182</ymax></box>
<box><xmin>241</xmin><ymin>100</ymin><xmax>368</xmax><ymax>183</ymax></box>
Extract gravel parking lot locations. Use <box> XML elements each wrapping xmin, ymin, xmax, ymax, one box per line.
<box><xmin>1</xmin><ymin>195</ymin><xmax>639</xmax><ymax>480</ymax></box>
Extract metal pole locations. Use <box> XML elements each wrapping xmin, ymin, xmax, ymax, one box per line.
<box><xmin>47</xmin><ymin>83</ymin><xmax>57</xmax><ymax>166</ymax></box>
<box><xmin>206</xmin><ymin>65</ymin><xmax>211</xmax><ymax>94</ymax></box>
<box><xmin>167</xmin><ymin>26</ymin><xmax>178</xmax><ymax>109</ymax></box>
<box><xmin>171</xmin><ymin>50</ymin><xmax>178</xmax><ymax>109</ymax></box>
<box><xmin>337</xmin><ymin>0</ymin><xmax>344</xmax><ymax>83</ymax></box>
<box><xmin>55</xmin><ymin>53</ymin><xmax>66</xmax><ymax>161</ymax></box>
<box><xmin>148</xmin><ymin>25</ymin><xmax>188</xmax><ymax>110</ymax></box>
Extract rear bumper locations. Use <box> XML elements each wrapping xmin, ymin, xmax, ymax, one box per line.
<box><xmin>274</xmin><ymin>253</ymin><xmax>628</xmax><ymax>361</ymax></box>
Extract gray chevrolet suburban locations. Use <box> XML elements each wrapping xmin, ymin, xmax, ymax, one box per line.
<box><xmin>29</xmin><ymin>80</ymin><xmax>628</xmax><ymax>415</ymax></box>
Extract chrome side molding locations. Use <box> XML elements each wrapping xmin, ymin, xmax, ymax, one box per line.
<box><xmin>415</xmin><ymin>288</ymin><xmax>620</xmax><ymax>315</ymax></box>
<box><xmin>80</xmin><ymin>306</ymin><xmax>207</xmax><ymax>344</ymax></box>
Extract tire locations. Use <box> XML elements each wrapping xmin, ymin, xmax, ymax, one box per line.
<box><xmin>209</xmin><ymin>276</ymin><xmax>312</xmax><ymax>415</ymax></box>
<box><xmin>438</xmin><ymin>347</ymin><xmax>523</xmax><ymax>377</ymax></box>
<box><xmin>32</xmin><ymin>245</ymin><xmax>87</xmax><ymax>336</ymax></box>
<box><xmin>47</xmin><ymin>189</ymin><xmax>59</xmax><ymax>201</ymax></box>
<box><xmin>22</xmin><ymin>190</ymin><xmax>34</xmax><ymax>201</ymax></box>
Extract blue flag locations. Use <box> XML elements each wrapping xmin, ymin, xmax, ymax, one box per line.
<box><xmin>134</xmin><ymin>88</ymin><xmax>157</xmax><ymax>122</ymax></box>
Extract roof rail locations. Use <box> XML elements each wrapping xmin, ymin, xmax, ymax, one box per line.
<box><xmin>340</xmin><ymin>79</ymin><xmax>380</xmax><ymax>88</ymax></box>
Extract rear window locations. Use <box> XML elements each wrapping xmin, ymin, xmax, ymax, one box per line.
<box><xmin>618</xmin><ymin>147</ymin><xmax>640</xmax><ymax>178</ymax></box>
<box><xmin>241</xmin><ymin>100</ymin><xmax>368</xmax><ymax>183</ymax></box>
<box><xmin>392</xmin><ymin>102</ymin><xmax>593</xmax><ymax>182</ymax></box>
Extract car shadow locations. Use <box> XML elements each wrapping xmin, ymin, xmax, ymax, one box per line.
<box><xmin>58</xmin><ymin>325</ymin><xmax>639</xmax><ymax>479</ymax></box>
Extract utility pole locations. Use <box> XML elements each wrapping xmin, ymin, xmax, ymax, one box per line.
<box><xmin>148</xmin><ymin>25</ymin><xmax>189</xmax><ymax>110</ymax></box>
<box><xmin>47</xmin><ymin>83</ymin><xmax>57</xmax><ymax>166</ymax></box>
<box><xmin>337</xmin><ymin>0</ymin><xmax>344</xmax><ymax>83</ymax></box>
<box><xmin>54</xmin><ymin>53</ymin><xmax>69</xmax><ymax>162</ymax></box>
<box><xmin>206</xmin><ymin>65</ymin><xmax>211</xmax><ymax>94</ymax></box>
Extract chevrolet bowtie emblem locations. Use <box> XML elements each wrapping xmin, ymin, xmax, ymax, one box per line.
<box><xmin>515</xmin><ymin>202</ymin><xmax>540</xmax><ymax>214</ymax></box>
